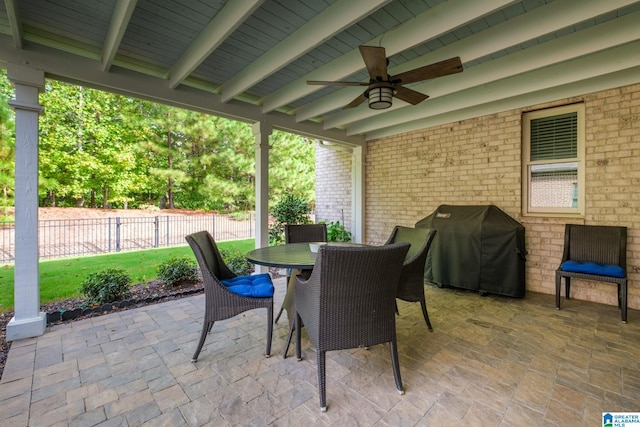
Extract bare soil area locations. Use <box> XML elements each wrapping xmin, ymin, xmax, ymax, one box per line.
<box><xmin>38</xmin><ymin>206</ymin><xmax>211</xmax><ymax>219</ymax></box>
<box><xmin>0</xmin><ymin>207</ymin><xmax>211</xmax><ymax>380</ymax></box>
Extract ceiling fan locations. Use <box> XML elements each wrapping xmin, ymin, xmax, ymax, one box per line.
<box><xmin>307</xmin><ymin>46</ymin><xmax>463</xmax><ymax>110</ymax></box>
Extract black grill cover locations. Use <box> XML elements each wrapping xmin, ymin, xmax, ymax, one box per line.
<box><xmin>415</xmin><ymin>205</ymin><xmax>527</xmax><ymax>297</ymax></box>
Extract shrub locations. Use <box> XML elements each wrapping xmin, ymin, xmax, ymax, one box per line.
<box><xmin>80</xmin><ymin>268</ymin><xmax>131</xmax><ymax>305</ymax></box>
<box><xmin>220</xmin><ymin>248</ymin><xmax>254</xmax><ymax>276</ymax></box>
<box><xmin>325</xmin><ymin>220</ymin><xmax>352</xmax><ymax>242</ymax></box>
<box><xmin>268</xmin><ymin>194</ymin><xmax>312</xmax><ymax>245</ymax></box>
<box><xmin>156</xmin><ymin>257</ymin><xmax>199</xmax><ymax>287</ymax></box>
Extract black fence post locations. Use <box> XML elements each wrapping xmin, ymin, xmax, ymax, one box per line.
<box><xmin>108</xmin><ymin>217</ymin><xmax>112</xmax><ymax>253</ymax></box>
<box><xmin>116</xmin><ymin>217</ymin><xmax>121</xmax><ymax>252</ymax></box>
<box><xmin>154</xmin><ymin>216</ymin><xmax>159</xmax><ymax>248</ymax></box>
<box><xmin>165</xmin><ymin>216</ymin><xmax>170</xmax><ymax>248</ymax></box>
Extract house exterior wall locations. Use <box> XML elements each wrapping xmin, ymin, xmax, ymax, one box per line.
<box><xmin>315</xmin><ymin>144</ymin><xmax>352</xmax><ymax>231</ymax></box>
<box><xmin>316</xmin><ymin>82</ymin><xmax>640</xmax><ymax>310</ymax></box>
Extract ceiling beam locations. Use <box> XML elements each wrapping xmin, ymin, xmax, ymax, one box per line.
<box><xmin>4</xmin><ymin>0</ymin><xmax>23</xmax><ymax>49</ymax></box>
<box><xmin>166</xmin><ymin>0</ymin><xmax>264</xmax><ymax>89</ymax></box>
<box><xmin>331</xmin><ymin>9</ymin><xmax>640</xmax><ymax>132</ymax></box>
<box><xmin>263</xmin><ymin>0</ymin><xmax>515</xmax><ymax>115</ymax></box>
<box><xmin>218</xmin><ymin>0</ymin><xmax>392</xmax><ymax>103</ymax></box>
<box><xmin>366</xmin><ymin>66</ymin><xmax>640</xmax><ymax>140</ymax></box>
<box><xmin>101</xmin><ymin>0</ymin><xmax>137</xmax><ymax>72</ymax></box>
<box><xmin>354</xmin><ymin>40</ymin><xmax>640</xmax><ymax>138</ymax></box>
<box><xmin>317</xmin><ymin>0</ymin><xmax>640</xmax><ymax>128</ymax></box>
<box><xmin>0</xmin><ymin>35</ymin><xmax>364</xmax><ymax>147</ymax></box>
<box><xmin>22</xmin><ymin>25</ymin><xmax>101</xmax><ymax>60</ymax></box>
<box><xmin>1</xmin><ymin>0</ymin><xmax>637</xmax><ymax>144</ymax></box>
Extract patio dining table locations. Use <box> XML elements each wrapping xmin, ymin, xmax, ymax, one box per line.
<box><xmin>246</xmin><ymin>242</ymin><xmax>318</xmax><ymax>272</ymax></box>
<box><xmin>246</xmin><ymin>241</ymin><xmax>319</xmax><ymax>324</ymax></box>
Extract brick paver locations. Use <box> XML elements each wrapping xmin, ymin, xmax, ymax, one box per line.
<box><xmin>1</xmin><ymin>277</ymin><xmax>639</xmax><ymax>426</ymax></box>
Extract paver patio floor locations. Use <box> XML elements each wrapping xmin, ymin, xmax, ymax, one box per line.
<box><xmin>1</xmin><ymin>277</ymin><xmax>639</xmax><ymax>426</ymax></box>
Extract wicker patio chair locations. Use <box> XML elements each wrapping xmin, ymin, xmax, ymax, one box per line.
<box><xmin>293</xmin><ymin>243</ymin><xmax>410</xmax><ymax>412</ymax></box>
<box><xmin>555</xmin><ymin>224</ymin><xmax>628</xmax><ymax>322</ymax></box>
<box><xmin>186</xmin><ymin>231</ymin><xmax>274</xmax><ymax>361</ymax></box>
<box><xmin>274</xmin><ymin>223</ymin><xmax>328</xmax><ymax>323</ymax></box>
<box><xmin>385</xmin><ymin>226</ymin><xmax>437</xmax><ymax>331</ymax></box>
<box><xmin>285</xmin><ymin>223</ymin><xmax>328</xmax><ymax>244</ymax></box>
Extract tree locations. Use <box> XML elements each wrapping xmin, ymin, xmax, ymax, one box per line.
<box><xmin>269</xmin><ymin>130</ymin><xmax>315</xmax><ymax>206</ymax></box>
<box><xmin>38</xmin><ymin>81</ymin><xmax>147</xmax><ymax>207</ymax></box>
<box><xmin>0</xmin><ymin>72</ymin><xmax>318</xmax><ymax>212</ymax></box>
<box><xmin>268</xmin><ymin>194</ymin><xmax>312</xmax><ymax>245</ymax></box>
<box><xmin>188</xmin><ymin>118</ymin><xmax>255</xmax><ymax>211</ymax></box>
<box><xmin>0</xmin><ymin>70</ymin><xmax>14</xmax><ymax>217</ymax></box>
<box><xmin>126</xmin><ymin>101</ymin><xmax>191</xmax><ymax>209</ymax></box>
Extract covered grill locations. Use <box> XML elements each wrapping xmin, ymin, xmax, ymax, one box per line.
<box><xmin>416</xmin><ymin>205</ymin><xmax>527</xmax><ymax>297</ymax></box>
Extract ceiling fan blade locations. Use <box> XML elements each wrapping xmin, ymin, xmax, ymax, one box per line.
<box><xmin>359</xmin><ymin>46</ymin><xmax>388</xmax><ymax>81</ymax></box>
<box><xmin>394</xmin><ymin>86</ymin><xmax>429</xmax><ymax>105</ymax></box>
<box><xmin>392</xmin><ymin>57</ymin><xmax>463</xmax><ymax>85</ymax></box>
<box><xmin>307</xmin><ymin>80</ymin><xmax>369</xmax><ymax>86</ymax></box>
<box><xmin>344</xmin><ymin>93</ymin><xmax>367</xmax><ymax>109</ymax></box>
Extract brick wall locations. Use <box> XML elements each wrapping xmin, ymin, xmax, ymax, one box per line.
<box><xmin>316</xmin><ymin>82</ymin><xmax>640</xmax><ymax>310</ymax></box>
<box><xmin>315</xmin><ymin>144</ymin><xmax>352</xmax><ymax>230</ymax></box>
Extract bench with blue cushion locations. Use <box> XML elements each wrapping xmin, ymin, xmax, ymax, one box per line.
<box><xmin>555</xmin><ymin>224</ymin><xmax>628</xmax><ymax>322</ymax></box>
<box><xmin>560</xmin><ymin>260</ymin><xmax>625</xmax><ymax>278</ymax></box>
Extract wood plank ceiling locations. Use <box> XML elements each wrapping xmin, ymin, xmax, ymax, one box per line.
<box><xmin>1</xmin><ymin>0</ymin><xmax>639</xmax><ymax>144</ymax></box>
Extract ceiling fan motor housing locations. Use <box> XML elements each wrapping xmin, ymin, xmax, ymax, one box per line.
<box><xmin>366</xmin><ymin>81</ymin><xmax>395</xmax><ymax>109</ymax></box>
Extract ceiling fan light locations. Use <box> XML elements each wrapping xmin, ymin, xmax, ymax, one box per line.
<box><xmin>368</xmin><ymin>86</ymin><xmax>393</xmax><ymax>109</ymax></box>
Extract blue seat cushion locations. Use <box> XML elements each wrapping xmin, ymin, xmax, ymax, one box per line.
<box><xmin>561</xmin><ymin>260</ymin><xmax>625</xmax><ymax>278</ymax></box>
<box><xmin>220</xmin><ymin>273</ymin><xmax>274</xmax><ymax>297</ymax></box>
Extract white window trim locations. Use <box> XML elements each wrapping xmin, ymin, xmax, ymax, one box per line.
<box><xmin>522</xmin><ymin>103</ymin><xmax>585</xmax><ymax>218</ymax></box>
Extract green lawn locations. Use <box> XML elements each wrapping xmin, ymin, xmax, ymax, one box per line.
<box><xmin>0</xmin><ymin>239</ymin><xmax>255</xmax><ymax>313</ymax></box>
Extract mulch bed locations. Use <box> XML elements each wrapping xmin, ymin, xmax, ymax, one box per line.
<box><xmin>0</xmin><ymin>280</ymin><xmax>204</xmax><ymax>381</ymax></box>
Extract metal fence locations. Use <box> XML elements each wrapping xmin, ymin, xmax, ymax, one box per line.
<box><xmin>0</xmin><ymin>213</ymin><xmax>255</xmax><ymax>262</ymax></box>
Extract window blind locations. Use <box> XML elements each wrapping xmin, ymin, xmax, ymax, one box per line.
<box><xmin>530</xmin><ymin>112</ymin><xmax>577</xmax><ymax>161</ymax></box>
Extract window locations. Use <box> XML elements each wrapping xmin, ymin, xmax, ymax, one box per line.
<box><xmin>522</xmin><ymin>104</ymin><xmax>585</xmax><ymax>216</ymax></box>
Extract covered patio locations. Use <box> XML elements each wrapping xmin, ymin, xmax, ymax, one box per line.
<box><xmin>2</xmin><ymin>278</ymin><xmax>639</xmax><ymax>425</ymax></box>
<box><xmin>1</xmin><ymin>1</ymin><xmax>640</xmax><ymax>424</ymax></box>
<box><xmin>2</xmin><ymin>0</ymin><xmax>639</xmax><ymax>339</ymax></box>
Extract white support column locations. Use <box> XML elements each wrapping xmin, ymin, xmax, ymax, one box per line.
<box><xmin>6</xmin><ymin>64</ymin><xmax>46</xmax><ymax>341</ymax></box>
<box><xmin>351</xmin><ymin>144</ymin><xmax>365</xmax><ymax>243</ymax></box>
<box><xmin>252</xmin><ymin>121</ymin><xmax>272</xmax><ymax>255</ymax></box>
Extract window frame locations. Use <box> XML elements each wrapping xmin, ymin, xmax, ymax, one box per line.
<box><xmin>522</xmin><ymin>103</ymin><xmax>585</xmax><ymax>217</ymax></box>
